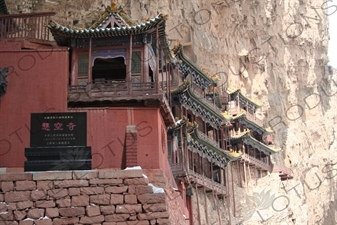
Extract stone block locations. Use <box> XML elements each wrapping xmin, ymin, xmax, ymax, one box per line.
<box><xmin>59</xmin><ymin>207</ymin><xmax>85</xmax><ymax>217</ymax></box>
<box><xmin>0</xmin><ymin>173</ymin><xmax>32</xmax><ymax>181</ymax></box>
<box><xmin>69</xmin><ymin>187</ymin><xmax>80</xmax><ymax>196</ymax></box>
<box><xmin>110</xmin><ymin>194</ymin><xmax>123</xmax><ymax>205</ymax></box>
<box><xmin>124</xmin><ymin>195</ymin><xmax>137</xmax><ymax>204</ymax></box>
<box><xmin>16</xmin><ymin>200</ymin><xmax>33</xmax><ymax>210</ymax></box>
<box><xmin>19</xmin><ymin>221</ymin><xmax>33</xmax><ymax>225</ymax></box>
<box><xmin>47</xmin><ymin>189</ymin><xmax>68</xmax><ymax>199</ymax></box>
<box><xmin>6</xmin><ymin>203</ymin><xmax>14</xmax><ymax>211</ymax></box>
<box><xmin>31</xmin><ymin>190</ymin><xmax>46</xmax><ymax>201</ymax></box>
<box><xmin>86</xmin><ymin>205</ymin><xmax>100</xmax><ymax>217</ymax></box>
<box><xmin>89</xmin><ymin>179</ymin><xmax>123</xmax><ymax>185</ymax></box>
<box><xmin>34</xmin><ymin>219</ymin><xmax>53</xmax><ymax>225</ymax></box>
<box><xmin>27</xmin><ymin>208</ymin><xmax>45</xmax><ymax>219</ymax></box>
<box><xmin>90</xmin><ymin>194</ymin><xmax>110</xmax><ymax>205</ymax></box>
<box><xmin>156</xmin><ymin>218</ymin><xmax>170</xmax><ymax>225</ymax></box>
<box><xmin>5</xmin><ymin>191</ymin><xmax>30</xmax><ymax>202</ymax></box>
<box><xmin>32</xmin><ymin>171</ymin><xmax>72</xmax><ymax>180</ymax></box>
<box><xmin>45</xmin><ymin>208</ymin><xmax>58</xmax><ymax>218</ymax></box>
<box><xmin>0</xmin><ymin>202</ymin><xmax>6</xmax><ymax>212</ymax></box>
<box><xmin>105</xmin><ymin>214</ymin><xmax>130</xmax><ymax>222</ymax></box>
<box><xmin>143</xmin><ymin>203</ymin><xmax>167</xmax><ymax>212</ymax></box>
<box><xmin>56</xmin><ymin>198</ymin><xmax>71</xmax><ymax>207</ymax></box>
<box><xmin>124</xmin><ymin>178</ymin><xmax>148</xmax><ymax>185</ymax></box>
<box><xmin>52</xmin><ymin>217</ymin><xmax>79</xmax><ymax>225</ymax></box>
<box><xmin>73</xmin><ymin>170</ymin><xmax>97</xmax><ymax>179</ymax></box>
<box><xmin>72</xmin><ymin>195</ymin><xmax>89</xmax><ymax>207</ymax></box>
<box><xmin>100</xmin><ymin>205</ymin><xmax>115</xmax><ymax>215</ymax></box>
<box><xmin>0</xmin><ymin>193</ymin><xmax>3</xmax><ymax>201</ymax></box>
<box><xmin>15</xmin><ymin>181</ymin><xmax>36</xmax><ymax>191</ymax></box>
<box><xmin>80</xmin><ymin>215</ymin><xmax>104</xmax><ymax>224</ymax></box>
<box><xmin>116</xmin><ymin>222</ymin><xmax>149</xmax><ymax>225</ymax></box>
<box><xmin>103</xmin><ymin>223</ymin><xmax>117</xmax><ymax>225</ymax></box>
<box><xmin>136</xmin><ymin>185</ymin><xmax>153</xmax><ymax>194</ymax></box>
<box><xmin>128</xmin><ymin>185</ymin><xmax>136</xmax><ymax>194</ymax></box>
<box><xmin>105</xmin><ymin>186</ymin><xmax>128</xmax><ymax>193</ymax></box>
<box><xmin>35</xmin><ymin>200</ymin><xmax>55</xmax><ymax>208</ymax></box>
<box><xmin>36</xmin><ymin>181</ymin><xmax>54</xmax><ymax>190</ymax></box>
<box><xmin>80</xmin><ymin>186</ymin><xmax>104</xmax><ymax>195</ymax></box>
<box><xmin>54</xmin><ymin>180</ymin><xmax>88</xmax><ymax>188</ymax></box>
<box><xmin>137</xmin><ymin>193</ymin><xmax>166</xmax><ymax>204</ymax></box>
<box><xmin>1</xmin><ymin>181</ymin><xmax>14</xmax><ymax>191</ymax></box>
<box><xmin>98</xmin><ymin>169</ymin><xmax>143</xmax><ymax>179</ymax></box>
<box><xmin>14</xmin><ymin>210</ymin><xmax>26</xmax><ymax>220</ymax></box>
<box><xmin>137</xmin><ymin>212</ymin><xmax>169</xmax><ymax>220</ymax></box>
<box><xmin>115</xmin><ymin>204</ymin><xmax>142</xmax><ymax>214</ymax></box>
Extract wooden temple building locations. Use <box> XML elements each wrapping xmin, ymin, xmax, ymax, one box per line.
<box><xmin>0</xmin><ymin>1</ymin><xmax>292</xmax><ymax>224</ymax></box>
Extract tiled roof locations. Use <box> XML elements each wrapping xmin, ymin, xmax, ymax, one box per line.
<box><xmin>0</xmin><ymin>0</ymin><xmax>9</xmax><ymax>15</ymax></box>
<box><xmin>188</xmin><ymin>130</ymin><xmax>241</xmax><ymax>168</ymax></box>
<box><xmin>230</xmin><ymin>131</ymin><xmax>280</xmax><ymax>155</ymax></box>
<box><xmin>172</xmin><ymin>81</ymin><xmax>228</xmax><ymax>128</ymax></box>
<box><xmin>172</xmin><ymin>44</ymin><xmax>215</xmax><ymax>90</ymax></box>
<box><xmin>226</xmin><ymin>86</ymin><xmax>263</xmax><ymax>108</ymax></box>
<box><xmin>232</xmin><ymin>111</ymin><xmax>273</xmax><ymax>135</ymax></box>
<box><xmin>48</xmin><ymin>14</ymin><xmax>166</xmax><ymax>45</ymax></box>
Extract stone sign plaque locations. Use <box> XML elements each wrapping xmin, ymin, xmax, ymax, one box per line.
<box><xmin>30</xmin><ymin>112</ymin><xmax>87</xmax><ymax>147</ymax></box>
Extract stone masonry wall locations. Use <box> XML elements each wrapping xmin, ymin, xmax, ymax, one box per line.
<box><xmin>0</xmin><ymin>169</ymin><xmax>177</xmax><ymax>225</ymax></box>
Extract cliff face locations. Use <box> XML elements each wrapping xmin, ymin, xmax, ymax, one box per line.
<box><xmin>5</xmin><ymin>0</ymin><xmax>336</xmax><ymax>224</ymax></box>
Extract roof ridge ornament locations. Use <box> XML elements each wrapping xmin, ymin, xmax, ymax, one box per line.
<box><xmin>111</xmin><ymin>0</ymin><xmax>117</xmax><ymax>12</ymax></box>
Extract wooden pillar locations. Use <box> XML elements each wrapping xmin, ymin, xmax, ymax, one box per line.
<box><xmin>243</xmin><ymin>161</ymin><xmax>247</xmax><ymax>188</ymax></box>
<box><xmin>215</xmin><ymin>192</ymin><xmax>223</xmax><ymax>225</ymax></box>
<box><xmin>155</xmin><ymin>25</ymin><xmax>160</xmax><ymax>93</ymax></box>
<box><xmin>204</xmin><ymin>187</ymin><xmax>209</xmax><ymax>225</ymax></box>
<box><xmin>238</xmin><ymin>160</ymin><xmax>242</xmax><ymax>188</ymax></box>
<box><xmin>143</xmin><ymin>41</ymin><xmax>149</xmax><ymax>82</ymax></box>
<box><xmin>231</xmin><ymin>163</ymin><xmax>236</xmax><ymax>217</ymax></box>
<box><xmin>70</xmin><ymin>48</ymin><xmax>78</xmax><ymax>85</ymax></box>
<box><xmin>225</xmin><ymin>167</ymin><xmax>232</xmax><ymax>225</ymax></box>
<box><xmin>195</xmin><ymin>185</ymin><xmax>201</xmax><ymax>224</ymax></box>
<box><xmin>88</xmin><ymin>37</ymin><xmax>92</xmax><ymax>84</ymax></box>
<box><xmin>127</xmin><ymin>34</ymin><xmax>133</xmax><ymax>95</ymax></box>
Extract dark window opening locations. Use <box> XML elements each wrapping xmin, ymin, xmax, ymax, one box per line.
<box><xmin>92</xmin><ymin>57</ymin><xmax>126</xmax><ymax>83</ymax></box>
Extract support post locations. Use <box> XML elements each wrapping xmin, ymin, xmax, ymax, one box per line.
<box><xmin>127</xmin><ymin>34</ymin><xmax>133</xmax><ymax>95</ymax></box>
<box><xmin>231</xmin><ymin>163</ymin><xmax>236</xmax><ymax>217</ymax></box>
<box><xmin>88</xmin><ymin>37</ymin><xmax>92</xmax><ymax>84</ymax></box>
<box><xmin>195</xmin><ymin>185</ymin><xmax>202</xmax><ymax>224</ymax></box>
<box><xmin>155</xmin><ymin>25</ymin><xmax>160</xmax><ymax>93</ymax></box>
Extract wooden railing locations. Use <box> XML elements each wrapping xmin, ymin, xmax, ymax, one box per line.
<box><xmin>245</xmin><ymin>111</ymin><xmax>263</xmax><ymax>127</ymax></box>
<box><xmin>0</xmin><ymin>12</ymin><xmax>55</xmax><ymax>41</ymax></box>
<box><xmin>169</xmin><ymin>163</ymin><xmax>227</xmax><ymax>195</ymax></box>
<box><xmin>197</xmin><ymin>131</ymin><xmax>220</xmax><ymax>148</ymax></box>
<box><xmin>187</xmin><ymin>169</ymin><xmax>227</xmax><ymax>195</ymax></box>
<box><xmin>68</xmin><ymin>82</ymin><xmax>162</xmax><ymax>101</ymax></box>
<box><xmin>241</xmin><ymin>153</ymin><xmax>272</xmax><ymax>172</ymax></box>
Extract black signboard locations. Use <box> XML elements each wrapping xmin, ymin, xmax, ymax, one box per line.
<box><xmin>30</xmin><ymin>112</ymin><xmax>87</xmax><ymax>147</ymax></box>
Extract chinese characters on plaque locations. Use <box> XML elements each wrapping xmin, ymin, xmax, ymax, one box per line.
<box><xmin>30</xmin><ymin>113</ymin><xmax>86</xmax><ymax>147</ymax></box>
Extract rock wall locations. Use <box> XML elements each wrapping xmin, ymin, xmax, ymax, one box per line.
<box><xmin>4</xmin><ymin>0</ymin><xmax>337</xmax><ymax>224</ymax></box>
<box><xmin>0</xmin><ymin>169</ymin><xmax>185</xmax><ymax>225</ymax></box>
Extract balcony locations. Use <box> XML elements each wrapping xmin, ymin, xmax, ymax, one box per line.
<box><xmin>197</xmin><ymin>131</ymin><xmax>220</xmax><ymax>148</ymax></box>
<box><xmin>169</xmin><ymin>163</ymin><xmax>227</xmax><ymax>196</ymax></box>
<box><xmin>241</xmin><ymin>153</ymin><xmax>272</xmax><ymax>172</ymax></box>
<box><xmin>68</xmin><ymin>82</ymin><xmax>165</xmax><ymax>103</ymax></box>
<box><xmin>0</xmin><ymin>12</ymin><xmax>55</xmax><ymax>42</ymax></box>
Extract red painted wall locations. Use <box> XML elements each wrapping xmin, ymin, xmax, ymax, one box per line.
<box><xmin>0</xmin><ymin>47</ymin><xmax>171</xmax><ymax>172</ymax></box>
